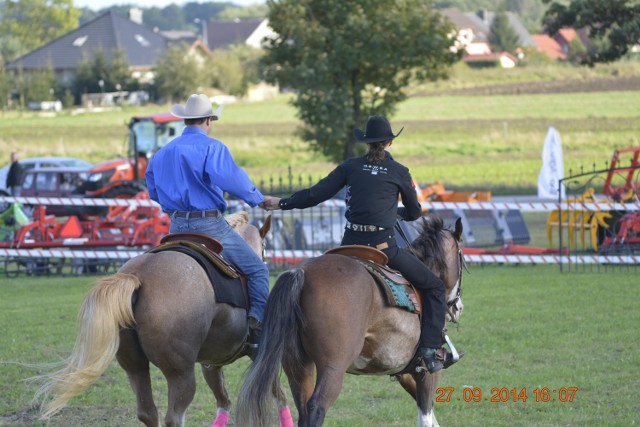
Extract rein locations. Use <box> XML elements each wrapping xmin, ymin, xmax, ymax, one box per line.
<box><xmin>394</xmin><ymin>219</ymin><xmax>412</xmax><ymax>248</ymax></box>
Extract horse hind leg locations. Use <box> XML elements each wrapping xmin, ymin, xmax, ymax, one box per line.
<box><xmin>283</xmin><ymin>357</ymin><xmax>316</xmax><ymax>427</ymax></box>
<box><xmin>201</xmin><ymin>364</ymin><xmax>231</xmax><ymax>427</ymax></box>
<box><xmin>116</xmin><ymin>329</ymin><xmax>159</xmax><ymax>427</ymax></box>
<box><xmin>305</xmin><ymin>366</ymin><xmax>349</xmax><ymax>426</ymax></box>
<box><xmin>163</xmin><ymin>367</ymin><xmax>197</xmax><ymax>427</ymax></box>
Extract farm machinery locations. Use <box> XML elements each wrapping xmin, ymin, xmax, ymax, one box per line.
<box><xmin>0</xmin><ymin>193</ymin><xmax>169</xmax><ymax>276</ymax></box>
<box><xmin>75</xmin><ymin>113</ymin><xmax>185</xmax><ymax>210</ymax></box>
<box><xmin>547</xmin><ymin>146</ymin><xmax>640</xmax><ymax>254</ymax></box>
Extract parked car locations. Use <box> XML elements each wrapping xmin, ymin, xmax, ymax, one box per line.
<box><xmin>0</xmin><ymin>156</ymin><xmax>92</xmax><ymax>195</ymax></box>
<box><xmin>19</xmin><ymin>167</ymin><xmax>90</xmax><ymax>216</ymax></box>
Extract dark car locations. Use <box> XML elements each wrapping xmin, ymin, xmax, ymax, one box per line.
<box><xmin>20</xmin><ymin>167</ymin><xmax>89</xmax><ymax>216</ymax></box>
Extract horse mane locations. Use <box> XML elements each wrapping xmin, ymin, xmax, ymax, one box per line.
<box><xmin>226</xmin><ymin>211</ymin><xmax>249</xmax><ymax>229</ymax></box>
<box><xmin>408</xmin><ymin>215</ymin><xmax>448</xmax><ymax>278</ymax></box>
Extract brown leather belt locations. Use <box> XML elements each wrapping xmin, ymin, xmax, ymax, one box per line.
<box><xmin>168</xmin><ymin>210</ymin><xmax>221</xmax><ymax>218</ymax></box>
<box><xmin>345</xmin><ymin>221</ymin><xmax>387</xmax><ymax>232</ymax></box>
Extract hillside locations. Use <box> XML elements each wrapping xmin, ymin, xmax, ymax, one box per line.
<box><xmin>420</xmin><ymin>75</ymin><xmax>640</xmax><ymax>96</ymax></box>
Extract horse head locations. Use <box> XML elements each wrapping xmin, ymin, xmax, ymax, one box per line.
<box><xmin>226</xmin><ymin>211</ymin><xmax>272</xmax><ymax>259</ymax></box>
<box><xmin>408</xmin><ymin>215</ymin><xmax>465</xmax><ymax>323</ymax></box>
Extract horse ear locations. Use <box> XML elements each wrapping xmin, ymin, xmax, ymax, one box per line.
<box><xmin>259</xmin><ymin>214</ymin><xmax>272</xmax><ymax>239</ymax></box>
<box><xmin>454</xmin><ymin>217</ymin><xmax>463</xmax><ymax>241</ymax></box>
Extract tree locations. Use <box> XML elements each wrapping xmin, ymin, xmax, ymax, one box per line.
<box><xmin>0</xmin><ymin>57</ymin><xmax>11</xmax><ymax>111</ymax></box>
<box><xmin>205</xmin><ymin>45</ymin><xmax>263</xmax><ymax>96</ymax></box>
<box><xmin>262</xmin><ymin>0</ymin><xmax>460</xmax><ymax>162</ymax></box>
<box><xmin>0</xmin><ymin>0</ymin><xmax>80</xmax><ymax>61</ymax></box>
<box><xmin>152</xmin><ymin>44</ymin><xmax>203</xmax><ymax>103</ymax></box>
<box><xmin>488</xmin><ymin>11</ymin><xmax>521</xmax><ymax>53</ymax></box>
<box><xmin>567</xmin><ymin>36</ymin><xmax>587</xmax><ymax>64</ymax></box>
<box><xmin>543</xmin><ymin>0</ymin><xmax>640</xmax><ymax>65</ymax></box>
<box><xmin>217</xmin><ymin>4</ymin><xmax>269</xmax><ymax>20</ymax></box>
<box><xmin>21</xmin><ymin>65</ymin><xmax>57</xmax><ymax>104</ymax></box>
<box><xmin>72</xmin><ymin>50</ymin><xmax>130</xmax><ymax>103</ymax></box>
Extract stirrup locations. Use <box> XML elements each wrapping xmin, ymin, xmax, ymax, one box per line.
<box><xmin>442</xmin><ymin>334</ymin><xmax>464</xmax><ymax>369</ymax></box>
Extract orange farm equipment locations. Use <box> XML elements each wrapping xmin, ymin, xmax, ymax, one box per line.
<box><xmin>76</xmin><ymin>113</ymin><xmax>185</xmax><ymax>208</ymax></box>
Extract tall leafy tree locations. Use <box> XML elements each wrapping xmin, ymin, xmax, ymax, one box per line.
<box><xmin>488</xmin><ymin>11</ymin><xmax>521</xmax><ymax>53</ymax></box>
<box><xmin>543</xmin><ymin>0</ymin><xmax>640</xmax><ymax>65</ymax></box>
<box><xmin>21</xmin><ymin>64</ymin><xmax>57</xmax><ymax>104</ymax></box>
<box><xmin>0</xmin><ymin>0</ymin><xmax>80</xmax><ymax>60</ymax></box>
<box><xmin>72</xmin><ymin>50</ymin><xmax>130</xmax><ymax>102</ymax></box>
<box><xmin>262</xmin><ymin>0</ymin><xmax>460</xmax><ymax>162</ymax></box>
<box><xmin>0</xmin><ymin>57</ymin><xmax>11</xmax><ymax>110</ymax></box>
<box><xmin>152</xmin><ymin>44</ymin><xmax>203</xmax><ymax>103</ymax></box>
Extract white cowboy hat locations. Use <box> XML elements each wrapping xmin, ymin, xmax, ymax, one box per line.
<box><xmin>170</xmin><ymin>94</ymin><xmax>223</xmax><ymax>120</ymax></box>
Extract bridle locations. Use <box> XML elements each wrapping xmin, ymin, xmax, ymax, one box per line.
<box><xmin>445</xmin><ymin>229</ymin><xmax>466</xmax><ymax>324</ymax></box>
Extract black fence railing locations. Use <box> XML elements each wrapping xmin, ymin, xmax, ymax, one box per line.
<box><xmin>255</xmin><ymin>166</ymin><xmax>322</xmax><ymax>198</ymax></box>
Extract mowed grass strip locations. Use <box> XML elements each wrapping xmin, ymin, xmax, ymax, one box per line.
<box><xmin>0</xmin><ymin>264</ymin><xmax>637</xmax><ymax>426</ymax></box>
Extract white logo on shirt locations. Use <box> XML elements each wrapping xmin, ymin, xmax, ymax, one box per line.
<box><xmin>362</xmin><ymin>164</ymin><xmax>388</xmax><ymax>175</ymax></box>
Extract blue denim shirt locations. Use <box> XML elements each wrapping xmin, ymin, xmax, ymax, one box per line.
<box><xmin>146</xmin><ymin>127</ymin><xmax>264</xmax><ymax>212</ymax></box>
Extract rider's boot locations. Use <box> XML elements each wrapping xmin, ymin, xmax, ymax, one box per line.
<box><xmin>247</xmin><ymin>316</ymin><xmax>263</xmax><ymax>348</ymax></box>
<box><xmin>418</xmin><ymin>333</ymin><xmax>465</xmax><ymax>374</ymax></box>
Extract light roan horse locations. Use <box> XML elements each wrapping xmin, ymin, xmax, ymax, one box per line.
<box><xmin>35</xmin><ymin>212</ymin><xmax>293</xmax><ymax>427</ymax></box>
<box><xmin>236</xmin><ymin>216</ymin><xmax>464</xmax><ymax>427</ymax></box>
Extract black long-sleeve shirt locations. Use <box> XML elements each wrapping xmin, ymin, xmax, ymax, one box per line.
<box><xmin>279</xmin><ymin>152</ymin><xmax>421</xmax><ymax>229</ymax></box>
<box><xmin>6</xmin><ymin>161</ymin><xmax>25</xmax><ymax>188</ymax></box>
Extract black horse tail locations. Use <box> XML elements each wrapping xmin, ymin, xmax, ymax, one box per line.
<box><xmin>236</xmin><ymin>268</ymin><xmax>306</xmax><ymax>427</ymax></box>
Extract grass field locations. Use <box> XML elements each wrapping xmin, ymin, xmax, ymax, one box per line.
<box><xmin>1</xmin><ymin>264</ymin><xmax>638</xmax><ymax>426</ymax></box>
<box><xmin>1</xmin><ymin>63</ymin><xmax>639</xmax><ymax>194</ymax></box>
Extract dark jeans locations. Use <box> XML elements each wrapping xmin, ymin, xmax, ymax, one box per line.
<box><xmin>342</xmin><ymin>229</ymin><xmax>446</xmax><ymax>348</ymax></box>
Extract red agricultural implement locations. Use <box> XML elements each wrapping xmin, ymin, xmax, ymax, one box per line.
<box><xmin>0</xmin><ymin>192</ymin><xmax>169</xmax><ymax>276</ymax></box>
<box><xmin>547</xmin><ymin>146</ymin><xmax>640</xmax><ymax>254</ymax></box>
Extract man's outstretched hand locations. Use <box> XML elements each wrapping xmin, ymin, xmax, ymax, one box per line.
<box><xmin>260</xmin><ymin>196</ymin><xmax>282</xmax><ymax>211</ymax></box>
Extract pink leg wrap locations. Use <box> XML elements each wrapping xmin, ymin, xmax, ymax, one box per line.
<box><xmin>211</xmin><ymin>408</ymin><xmax>229</xmax><ymax>427</ymax></box>
<box><xmin>279</xmin><ymin>406</ymin><xmax>294</xmax><ymax>427</ymax></box>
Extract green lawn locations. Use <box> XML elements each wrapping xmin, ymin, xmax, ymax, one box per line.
<box><xmin>0</xmin><ymin>264</ymin><xmax>637</xmax><ymax>426</ymax></box>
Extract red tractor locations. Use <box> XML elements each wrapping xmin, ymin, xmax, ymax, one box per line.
<box><xmin>76</xmin><ymin>113</ymin><xmax>185</xmax><ymax>212</ymax></box>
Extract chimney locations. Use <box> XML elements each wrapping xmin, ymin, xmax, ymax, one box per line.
<box><xmin>129</xmin><ymin>8</ymin><xmax>143</xmax><ymax>25</ymax></box>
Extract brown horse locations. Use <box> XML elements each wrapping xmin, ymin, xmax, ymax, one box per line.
<box><xmin>236</xmin><ymin>216</ymin><xmax>465</xmax><ymax>427</ymax></box>
<box><xmin>35</xmin><ymin>212</ymin><xmax>293</xmax><ymax>427</ymax></box>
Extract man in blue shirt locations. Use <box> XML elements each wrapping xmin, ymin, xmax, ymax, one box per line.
<box><xmin>146</xmin><ymin>94</ymin><xmax>268</xmax><ymax>345</ymax></box>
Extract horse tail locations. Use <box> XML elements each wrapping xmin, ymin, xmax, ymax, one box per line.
<box><xmin>236</xmin><ymin>268</ymin><xmax>306</xmax><ymax>427</ymax></box>
<box><xmin>36</xmin><ymin>273</ymin><xmax>141</xmax><ymax>418</ymax></box>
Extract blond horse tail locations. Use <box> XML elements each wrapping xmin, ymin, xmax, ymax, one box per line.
<box><xmin>36</xmin><ymin>273</ymin><xmax>141</xmax><ymax>418</ymax></box>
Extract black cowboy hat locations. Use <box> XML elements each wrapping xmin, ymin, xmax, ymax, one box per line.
<box><xmin>353</xmin><ymin>115</ymin><xmax>403</xmax><ymax>144</ymax></box>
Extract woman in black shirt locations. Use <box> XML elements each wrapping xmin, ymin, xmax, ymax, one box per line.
<box><xmin>261</xmin><ymin>116</ymin><xmax>462</xmax><ymax>373</ymax></box>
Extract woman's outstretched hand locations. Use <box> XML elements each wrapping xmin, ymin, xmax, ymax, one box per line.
<box><xmin>260</xmin><ymin>196</ymin><xmax>282</xmax><ymax>211</ymax></box>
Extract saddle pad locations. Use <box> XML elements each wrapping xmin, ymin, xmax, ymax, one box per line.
<box><xmin>149</xmin><ymin>243</ymin><xmax>247</xmax><ymax>309</ymax></box>
<box><xmin>357</xmin><ymin>260</ymin><xmax>421</xmax><ymax>315</ymax></box>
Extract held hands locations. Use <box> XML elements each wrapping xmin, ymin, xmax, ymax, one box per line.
<box><xmin>260</xmin><ymin>195</ymin><xmax>282</xmax><ymax>211</ymax></box>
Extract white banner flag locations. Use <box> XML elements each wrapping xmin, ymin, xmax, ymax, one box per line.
<box><xmin>537</xmin><ymin>126</ymin><xmax>566</xmax><ymax>200</ymax></box>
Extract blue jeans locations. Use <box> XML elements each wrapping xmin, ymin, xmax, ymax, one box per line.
<box><xmin>169</xmin><ymin>215</ymin><xmax>269</xmax><ymax>322</ymax></box>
